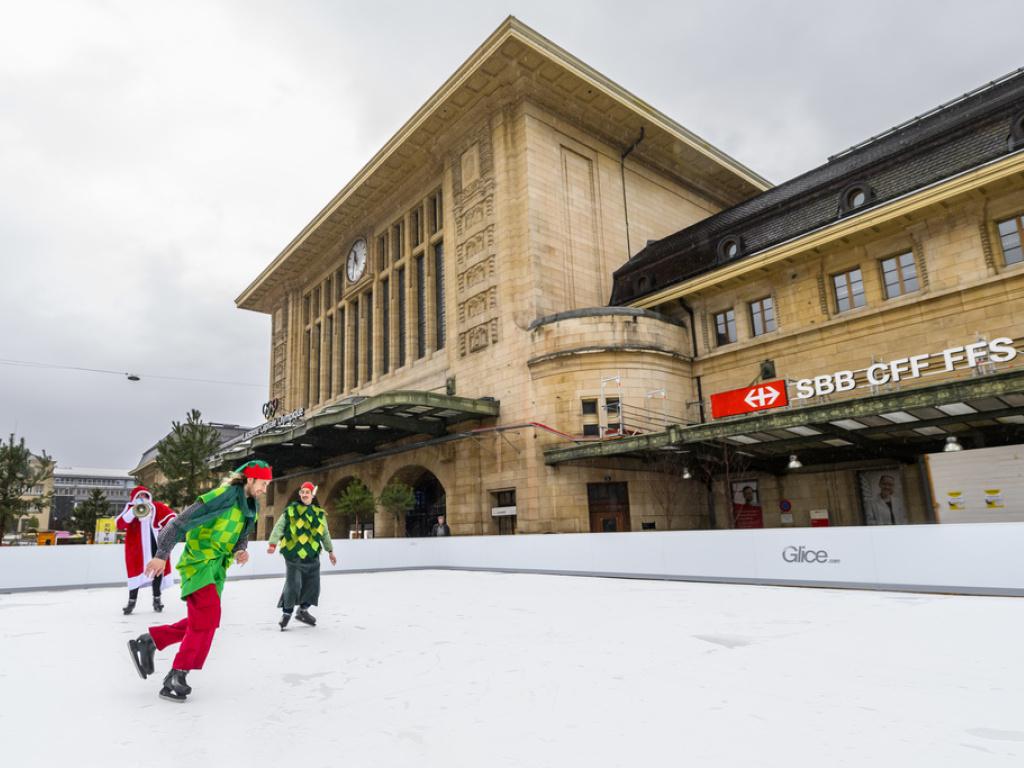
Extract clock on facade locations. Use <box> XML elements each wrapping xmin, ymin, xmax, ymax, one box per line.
<box><xmin>346</xmin><ymin>238</ymin><xmax>368</xmax><ymax>282</ymax></box>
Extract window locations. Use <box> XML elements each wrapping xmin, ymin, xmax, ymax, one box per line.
<box><xmin>605</xmin><ymin>397</ymin><xmax>621</xmax><ymax>435</ymax></box>
<box><xmin>338</xmin><ymin>306</ymin><xmax>346</xmax><ymax>392</ymax></box>
<box><xmin>377</xmin><ymin>234</ymin><xmax>388</xmax><ymax>271</ymax></box>
<box><xmin>718</xmin><ymin>236</ymin><xmax>742</xmax><ymax>260</ymax></box>
<box><xmin>416</xmin><ymin>254</ymin><xmax>426</xmax><ymax>359</ymax></box>
<box><xmin>397</xmin><ymin>267</ymin><xmax>407</xmax><ymax>367</ymax></box>
<box><xmin>381</xmin><ymin>279</ymin><xmax>390</xmax><ymax>375</ymax></box>
<box><xmin>434</xmin><ymin>242</ymin><xmax>445</xmax><ymax>351</ymax></box>
<box><xmin>352</xmin><ymin>301</ymin><xmax>360</xmax><ymax>386</ymax></box>
<box><xmin>581</xmin><ymin>399</ymin><xmax>598</xmax><ymax>415</ymax></box>
<box><xmin>392</xmin><ymin>222</ymin><xmax>404</xmax><ymax>262</ymax></box>
<box><xmin>583</xmin><ymin>424</ymin><xmax>601</xmax><ymax>437</ymax></box>
<box><xmin>492</xmin><ymin>489</ymin><xmax>516</xmax><ymax>508</ymax></box>
<box><xmin>714</xmin><ymin>309</ymin><xmax>736</xmax><ymax>346</ymax></box>
<box><xmin>880</xmin><ymin>252</ymin><xmax>919</xmax><ymax>298</ymax></box>
<box><xmin>365</xmin><ymin>291</ymin><xmax>373</xmax><ymax>381</ymax></box>
<box><xmin>325</xmin><ymin>315</ymin><xmax>333</xmax><ymax>397</ymax></box>
<box><xmin>832</xmin><ymin>268</ymin><xmax>866</xmax><ymax>312</ymax></box>
<box><xmin>749</xmin><ymin>296</ymin><xmax>776</xmax><ymax>336</ymax></box>
<box><xmin>311</xmin><ymin>322</ymin><xmax>321</xmax><ymax>404</ymax></box>
<box><xmin>839</xmin><ymin>182</ymin><xmax>874</xmax><ymax>215</ymax></box>
<box><xmin>997</xmin><ymin>214</ymin><xmax>1024</xmax><ymax>266</ymax></box>
<box><xmin>411</xmin><ymin>206</ymin><xmax>422</xmax><ymax>248</ymax></box>
<box><xmin>429</xmin><ymin>189</ymin><xmax>443</xmax><ymax>235</ymax></box>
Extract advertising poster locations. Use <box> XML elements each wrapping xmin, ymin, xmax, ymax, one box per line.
<box><xmin>859</xmin><ymin>469</ymin><xmax>908</xmax><ymax>525</ymax></box>
<box><xmin>731</xmin><ymin>480</ymin><xmax>764</xmax><ymax>528</ymax></box>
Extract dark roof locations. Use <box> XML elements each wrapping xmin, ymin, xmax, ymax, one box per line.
<box><xmin>611</xmin><ymin>68</ymin><xmax>1024</xmax><ymax>306</ymax></box>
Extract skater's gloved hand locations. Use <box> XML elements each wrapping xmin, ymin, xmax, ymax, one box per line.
<box><xmin>144</xmin><ymin>558</ymin><xmax>166</xmax><ymax>578</ymax></box>
<box><xmin>266</xmin><ymin>544</ymin><xmax>276</xmax><ymax>554</ymax></box>
<box><xmin>329</xmin><ymin>552</ymin><xmax>337</xmax><ymax>566</ymax></box>
<box><xmin>234</xmin><ymin>550</ymin><xmax>250</xmax><ymax>566</ymax></box>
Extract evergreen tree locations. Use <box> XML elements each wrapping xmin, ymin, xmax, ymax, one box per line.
<box><xmin>72</xmin><ymin>488</ymin><xmax>111</xmax><ymax>539</ymax></box>
<box><xmin>155</xmin><ymin>409</ymin><xmax>222</xmax><ymax>508</ymax></box>
<box><xmin>0</xmin><ymin>434</ymin><xmax>53</xmax><ymax>541</ymax></box>
<box><xmin>378</xmin><ymin>481</ymin><xmax>415</xmax><ymax>538</ymax></box>
<box><xmin>333</xmin><ymin>479</ymin><xmax>376</xmax><ymax>534</ymax></box>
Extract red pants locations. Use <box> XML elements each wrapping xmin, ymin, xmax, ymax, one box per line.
<box><xmin>148</xmin><ymin>583</ymin><xmax>222</xmax><ymax>671</ymax></box>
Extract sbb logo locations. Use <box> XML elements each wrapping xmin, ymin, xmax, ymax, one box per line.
<box><xmin>782</xmin><ymin>545</ymin><xmax>831</xmax><ymax>563</ymax></box>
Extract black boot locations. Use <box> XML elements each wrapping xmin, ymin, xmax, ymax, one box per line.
<box><xmin>127</xmin><ymin>633</ymin><xmax>157</xmax><ymax>678</ymax></box>
<box><xmin>122</xmin><ymin>598</ymin><xmax>136</xmax><ymax>615</ymax></box>
<box><xmin>279</xmin><ymin>613</ymin><xmax>291</xmax><ymax>631</ymax></box>
<box><xmin>153</xmin><ymin>595</ymin><xmax>164</xmax><ymax>613</ymax></box>
<box><xmin>159</xmin><ymin>669</ymin><xmax>191</xmax><ymax>702</ymax></box>
<box><xmin>295</xmin><ymin>608</ymin><xmax>316</xmax><ymax>626</ymax></box>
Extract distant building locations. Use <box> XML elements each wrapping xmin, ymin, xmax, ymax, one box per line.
<box><xmin>49</xmin><ymin>467</ymin><xmax>134</xmax><ymax>531</ymax></box>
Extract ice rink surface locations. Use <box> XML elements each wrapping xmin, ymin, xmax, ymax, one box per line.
<box><xmin>2</xmin><ymin>570</ymin><xmax>1022</xmax><ymax>767</ymax></box>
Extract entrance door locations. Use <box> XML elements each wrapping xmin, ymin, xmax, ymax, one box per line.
<box><xmin>587</xmin><ymin>482</ymin><xmax>631</xmax><ymax>532</ymax></box>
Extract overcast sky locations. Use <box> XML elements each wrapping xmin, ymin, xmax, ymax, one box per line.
<box><xmin>2</xmin><ymin>0</ymin><xmax>1021</xmax><ymax>470</ymax></box>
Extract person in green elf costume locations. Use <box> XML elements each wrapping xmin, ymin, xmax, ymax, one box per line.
<box><xmin>267</xmin><ymin>481</ymin><xmax>336</xmax><ymax>630</ymax></box>
<box><xmin>125</xmin><ymin>460</ymin><xmax>271</xmax><ymax>702</ymax></box>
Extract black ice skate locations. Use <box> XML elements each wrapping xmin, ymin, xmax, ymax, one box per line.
<box><xmin>295</xmin><ymin>608</ymin><xmax>316</xmax><ymax>626</ymax></box>
<box><xmin>159</xmin><ymin>669</ymin><xmax>191</xmax><ymax>702</ymax></box>
<box><xmin>153</xmin><ymin>596</ymin><xmax>164</xmax><ymax>613</ymax></box>
<box><xmin>279</xmin><ymin>613</ymin><xmax>291</xmax><ymax>631</ymax></box>
<box><xmin>122</xmin><ymin>598</ymin><xmax>136</xmax><ymax>615</ymax></box>
<box><xmin>127</xmin><ymin>633</ymin><xmax>157</xmax><ymax>678</ymax></box>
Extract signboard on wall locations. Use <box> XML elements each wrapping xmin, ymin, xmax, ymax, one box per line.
<box><xmin>711</xmin><ymin>380</ymin><xmax>789</xmax><ymax>419</ymax></box>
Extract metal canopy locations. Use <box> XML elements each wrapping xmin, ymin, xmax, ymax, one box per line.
<box><xmin>544</xmin><ymin>370</ymin><xmax>1024</xmax><ymax>470</ymax></box>
<box><xmin>214</xmin><ymin>391</ymin><xmax>500</xmax><ymax>473</ymax></box>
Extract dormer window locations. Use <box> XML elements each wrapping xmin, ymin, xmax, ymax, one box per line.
<box><xmin>839</xmin><ymin>182</ymin><xmax>875</xmax><ymax>215</ymax></box>
<box><xmin>1009</xmin><ymin>111</ymin><xmax>1024</xmax><ymax>152</ymax></box>
<box><xmin>717</xmin><ymin>236</ymin><xmax>743</xmax><ymax>261</ymax></box>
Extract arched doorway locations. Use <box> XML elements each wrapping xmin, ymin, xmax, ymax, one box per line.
<box><xmin>385</xmin><ymin>466</ymin><xmax>446</xmax><ymax>538</ymax></box>
<box><xmin>324</xmin><ymin>476</ymin><xmax>373</xmax><ymax>539</ymax></box>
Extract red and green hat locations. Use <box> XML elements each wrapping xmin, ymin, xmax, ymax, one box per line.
<box><xmin>234</xmin><ymin>460</ymin><xmax>273</xmax><ymax>480</ymax></box>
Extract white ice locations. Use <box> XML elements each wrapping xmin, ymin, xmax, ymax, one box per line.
<box><xmin>1</xmin><ymin>571</ymin><xmax>1022</xmax><ymax>767</ymax></box>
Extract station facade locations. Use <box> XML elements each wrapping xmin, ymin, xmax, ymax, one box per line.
<box><xmin>224</xmin><ymin>18</ymin><xmax>1024</xmax><ymax>537</ymax></box>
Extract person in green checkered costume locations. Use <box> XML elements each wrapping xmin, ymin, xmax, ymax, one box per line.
<box><xmin>267</xmin><ymin>481</ymin><xmax>336</xmax><ymax>630</ymax></box>
<box><xmin>125</xmin><ymin>461</ymin><xmax>271</xmax><ymax>703</ymax></box>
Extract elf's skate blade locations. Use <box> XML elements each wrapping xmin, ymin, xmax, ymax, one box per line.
<box><xmin>159</xmin><ymin>687</ymin><xmax>187</xmax><ymax>703</ymax></box>
<box><xmin>127</xmin><ymin>640</ymin><xmax>147</xmax><ymax>679</ymax></box>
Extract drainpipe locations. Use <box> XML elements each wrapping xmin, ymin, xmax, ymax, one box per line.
<box><xmin>620</xmin><ymin>126</ymin><xmax>645</xmax><ymax>259</ymax></box>
<box><xmin>677</xmin><ymin>297</ymin><xmax>705</xmax><ymax>424</ymax></box>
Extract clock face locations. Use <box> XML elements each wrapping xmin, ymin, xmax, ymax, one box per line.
<box><xmin>346</xmin><ymin>238</ymin><xmax>367</xmax><ymax>282</ymax></box>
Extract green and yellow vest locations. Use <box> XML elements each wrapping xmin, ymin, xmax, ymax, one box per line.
<box><xmin>176</xmin><ymin>484</ymin><xmax>257</xmax><ymax>599</ymax></box>
<box><xmin>278</xmin><ymin>502</ymin><xmax>328</xmax><ymax>562</ymax></box>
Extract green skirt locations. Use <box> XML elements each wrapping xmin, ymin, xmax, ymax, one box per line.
<box><xmin>277</xmin><ymin>558</ymin><xmax>322</xmax><ymax>610</ymax></box>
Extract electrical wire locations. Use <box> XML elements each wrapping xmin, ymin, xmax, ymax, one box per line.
<box><xmin>0</xmin><ymin>358</ymin><xmax>263</xmax><ymax>388</ymax></box>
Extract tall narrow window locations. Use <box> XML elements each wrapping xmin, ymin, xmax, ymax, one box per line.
<box><xmin>416</xmin><ymin>254</ymin><xmax>426</xmax><ymax>359</ymax></box>
<box><xmin>996</xmin><ymin>214</ymin><xmax>1024</xmax><ymax>266</ymax></box>
<box><xmin>352</xmin><ymin>300</ymin><xmax>360</xmax><ymax>387</ymax></box>
<box><xmin>397</xmin><ymin>267</ymin><xmax>407</xmax><ymax>367</ymax></box>
<box><xmin>325</xmin><ymin>315</ymin><xmax>334</xmax><ymax>397</ymax></box>
<box><xmin>749</xmin><ymin>296</ymin><xmax>776</xmax><ymax>336</ymax></box>
<box><xmin>411</xmin><ymin>206</ymin><xmax>422</xmax><ymax>248</ymax></box>
<box><xmin>381</xmin><ymin>278</ymin><xmax>390</xmax><ymax>374</ymax></box>
<box><xmin>833</xmin><ymin>268</ymin><xmax>866</xmax><ymax>312</ymax></box>
<box><xmin>311</xmin><ymin>322</ymin><xmax>321</xmax><ymax>404</ymax></box>
<box><xmin>338</xmin><ymin>306</ymin><xmax>346</xmax><ymax>393</ymax></box>
<box><xmin>880</xmin><ymin>252</ymin><xmax>919</xmax><ymax>298</ymax></box>
<box><xmin>714</xmin><ymin>309</ymin><xmax>736</xmax><ymax>346</ymax></box>
<box><xmin>433</xmin><ymin>241</ymin><xmax>445</xmax><ymax>351</ymax></box>
<box><xmin>377</xmin><ymin>234</ymin><xmax>388</xmax><ymax>271</ymax></box>
<box><xmin>365</xmin><ymin>290</ymin><xmax>373</xmax><ymax>381</ymax></box>
<box><xmin>303</xmin><ymin>328</ymin><xmax>311</xmax><ymax>407</ymax></box>
<box><xmin>392</xmin><ymin>222</ymin><xmax>404</xmax><ymax>262</ymax></box>
<box><xmin>429</xmin><ymin>190</ymin><xmax>443</xmax><ymax>235</ymax></box>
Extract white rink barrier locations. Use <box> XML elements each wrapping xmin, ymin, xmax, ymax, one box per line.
<box><xmin>2</xmin><ymin>522</ymin><xmax>1024</xmax><ymax>595</ymax></box>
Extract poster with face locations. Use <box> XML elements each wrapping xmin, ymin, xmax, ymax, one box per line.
<box><xmin>731</xmin><ymin>480</ymin><xmax>763</xmax><ymax>528</ymax></box>
<box><xmin>859</xmin><ymin>469</ymin><xmax>907</xmax><ymax>525</ymax></box>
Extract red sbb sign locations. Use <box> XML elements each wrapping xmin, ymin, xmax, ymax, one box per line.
<box><xmin>710</xmin><ymin>380</ymin><xmax>789</xmax><ymax>419</ymax></box>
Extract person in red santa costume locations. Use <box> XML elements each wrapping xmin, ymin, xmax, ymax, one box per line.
<box><xmin>117</xmin><ymin>486</ymin><xmax>176</xmax><ymax>614</ymax></box>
